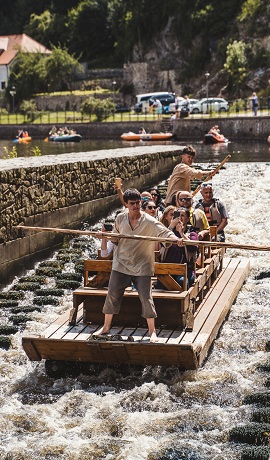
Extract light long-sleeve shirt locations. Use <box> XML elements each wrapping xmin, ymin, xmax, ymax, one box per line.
<box><xmin>112</xmin><ymin>211</ymin><xmax>175</xmax><ymax>276</ymax></box>
<box><xmin>165</xmin><ymin>163</ymin><xmax>208</xmax><ymax>204</ymax></box>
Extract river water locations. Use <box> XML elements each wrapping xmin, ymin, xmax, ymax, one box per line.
<box><xmin>0</xmin><ymin>140</ymin><xmax>270</xmax><ymax>459</ymax></box>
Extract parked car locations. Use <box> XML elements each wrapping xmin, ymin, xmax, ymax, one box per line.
<box><xmin>134</xmin><ymin>92</ymin><xmax>175</xmax><ymax>113</ymax></box>
<box><xmin>190</xmin><ymin>98</ymin><xmax>229</xmax><ymax>114</ymax></box>
<box><xmin>167</xmin><ymin>99</ymin><xmax>199</xmax><ymax>113</ymax></box>
<box><xmin>114</xmin><ymin>104</ymin><xmax>131</xmax><ymax>113</ymax></box>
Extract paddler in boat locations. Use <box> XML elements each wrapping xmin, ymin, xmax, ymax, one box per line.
<box><xmin>209</xmin><ymin>125</ymin><xmax>220</xmax><ymax>136</ymax></box>
<box><xmin>94</xmin><ymin>188</ymin><xmax>184</xmax><ymax>343</ymax></box>
<box><xmin>164</xmin><ymin>145</ymin><xmax>214</xmax><ymax>206</ymax></box>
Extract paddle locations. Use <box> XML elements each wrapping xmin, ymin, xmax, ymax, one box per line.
<box><xmin>15</xmin><ymin>225</ymin><xmax>270</xmax><ymax>251</ymax></box>
<box><xmin>192</xmin><ymin>154</ymin><xmax>231</xmax><ymax>197</ymax></box>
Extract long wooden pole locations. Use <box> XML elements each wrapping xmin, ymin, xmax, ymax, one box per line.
<box><xmin>15</xmin><ymin>225</ymin><xmax>270</xmax><ymax>252</ymax></box>
<box><xmin>192</xmin><ymin>154</ymin><xmax>231</xmax><ymax>197</ymax></box>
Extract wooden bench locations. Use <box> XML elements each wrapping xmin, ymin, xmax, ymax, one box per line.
<box><xmin>69</xmin><ymin>259</ymin><xmax>188</xmax><ymax>327</ymax></box>
<box><xmin>69</xmin><ymin>250</ymin><xmax>224</xmax><ymax>330</ymax></box>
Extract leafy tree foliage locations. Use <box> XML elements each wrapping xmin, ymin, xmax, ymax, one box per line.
<box><xmin>81</xmin><ymin>97</ymin><xmax>115</xmax><ymax>121</ymax></box>
<box><xmin>7</xmin><ymin>46</ymin><xmax>82</xmax><ymax>103</ymax></box>
<box><xmin>224</xmin><ymin>40</ymin><xmax>247</xmax><ymax>95</ymax></box>
<box><xmin>67</xmin><ymin>0</ymin><xmax>113</xmax><ymax>61</ymax></box>
<box><xmin>43</xmin><ymin>45</ymin><xmax>82</xmax><ymax>91</ymax></box>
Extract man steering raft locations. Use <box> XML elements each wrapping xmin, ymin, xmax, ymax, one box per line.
<box><xmin>165</xmin><ymin>145</ymin><xmax>214</xmax><ymax>205</ymax></box>
<box><xmin>95</xmin><ymin>188</ymin><xmax>183</xmax><ymax>343</ymax></box>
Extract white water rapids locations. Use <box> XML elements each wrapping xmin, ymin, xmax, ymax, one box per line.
<box><xmin>0</xmin><ymin>161</ymin><xmax>269</xmax><ymax>460</ymax></box>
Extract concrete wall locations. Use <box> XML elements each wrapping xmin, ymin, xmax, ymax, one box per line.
<box><xmin>0</xmin><ymin>145</ymin><xmax>182</xmax><ymax>285</ymax></box>
<box><xmin>0</xmin><ymin>116</ymin><xmax>269</xmax><ymax>141</ymax></box>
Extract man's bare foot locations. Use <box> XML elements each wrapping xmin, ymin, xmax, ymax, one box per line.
<box><xmin>94</xmin><ymin>326</ymin><xmax>110</xmax><ymax>336</ymax></box>
<box><xmin>149</xmin><ymin>330</ymin><xmax>158</xmax><ymax>343</ymax></box>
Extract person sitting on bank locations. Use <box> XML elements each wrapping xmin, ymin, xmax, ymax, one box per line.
<box><xmin>157</xmin><ymin>207</ymin><xmax>198</xmax><ymax>289</ymax></box>
<box><xmin>94</xmin><ymin>188</ymin><xmax>181</xmax><ymax>343</ymax></box>
<box><xmin>165</xmin><ymin>145</ymin><xmax>214</xmax><ymax>205</ymax></box>
<box><xmin>195</xmin><ymin>182</ymin><xmax>229</xmax><ymax>242</ymax></box>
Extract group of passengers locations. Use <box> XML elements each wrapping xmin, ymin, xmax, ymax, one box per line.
<box><xmin>49</xmin><ymin>126</ymin><xmax>77</xmax><ymax>136</ymax></box>
<box><xmin>94</xmin><ymin>145</ymin><xmax>229</xmax><ymax>342</ymax></box>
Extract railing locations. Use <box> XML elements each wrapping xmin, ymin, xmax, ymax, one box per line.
<box><xmin>0</xmin><ymin>97</ymin><xmax>270</xmax><ymax>125</ymax></box>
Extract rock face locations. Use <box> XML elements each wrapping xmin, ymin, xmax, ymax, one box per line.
<box><xmin>123</xmin><ymin>11</ymin><xmax>270</xmax><ymax>99</ymax></box>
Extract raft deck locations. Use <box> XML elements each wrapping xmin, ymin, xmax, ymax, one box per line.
<box><xmin>22</xmin><ymin>253</ymin><xmax>250</xmax><ymax>371</ymax></box>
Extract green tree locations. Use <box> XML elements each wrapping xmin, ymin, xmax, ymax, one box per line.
<box><xmin>7</xmin><ymin>51</ymin><xmax>46</xmax><ymax>103</ymax></box>
<box><xmin>224</xmin><ymin>40</ymin><xmax>247</xmax><ymax>96</ymax></box>
<box><xmin>42</xmin><ymin>45</ymin><xmax>82</xmax><ymax>91</ymax></box>
<box><xmin>81</xmin><ymin>97</ymin><xmax>115</xmax><ymax>121</ymax></box>
<box><xmin>67</xmin><ymin>0</ymin><xmax>113</xmax><ymax>62</ymax></box>
<box><xmin>20</xmin><ymin>99</ymin><xmax>39</xmax><ymax>121</ymax></box>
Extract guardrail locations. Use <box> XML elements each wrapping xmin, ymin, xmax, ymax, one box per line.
<box><xmin>1</xmin><ymin>97</ymin><xmax>270</xmax><ymax>124</ymax></box>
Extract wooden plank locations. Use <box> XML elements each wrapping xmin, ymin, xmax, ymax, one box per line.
<box><xmin>156</xmin><ymin>274</ymin><xmax>182</xmax><ymax>291</ymax></box>
<box><xmin>75</xmin><ymin>324</ymin><xmax>101</xmax><ymax>340</ymax></box>
<box><xmin>166</xmin><ymin>329</ymin><xmax>186</xmax><ymax>344</ymax></box>
<box><xmin>131</xmin><ymin>327</ymin><xmax>149</xmax><ymax>342</ymax></box>
<box><xmin>180</xmin><ymin>258</ymin><xmax>241</xmax><ymax>345</ymax></box>
<box><xmin>43</xmin><ymin>306</ymin><xmax>83</xmax><ymax>338</ymax></box>
<box><xmin>194</xmin><ymin>259</ymin><xmax>250</xmax><ymax>365</ymax></box>
<box><xmin>21</xmin><ymin>337</ymin><xmax>42</xmax><ymax>361</ymax></box>
<box><xmin>157</xmin><ymin>328</ymin><xmax>173</xmax><ymax>343</ymax></box>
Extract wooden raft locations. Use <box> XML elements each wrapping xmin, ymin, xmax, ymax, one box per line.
<box><xmin>22</xmin><ymin>253</ymin><xmax>250</xmax><ymax>370</ymax></box>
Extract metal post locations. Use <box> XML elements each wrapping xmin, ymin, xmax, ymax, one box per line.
<box><xmin>9</xmin><ymin>86</ymin><xmax>16</xmax><ymax>113</ymax></box>
<box><xmin>205</xmin><ymin>72</ymin><xmax>210</xmax><ymax>114</ymax></box>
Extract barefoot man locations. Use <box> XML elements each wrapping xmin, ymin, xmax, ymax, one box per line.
<box><xmin>95</xmin><ymin>188</ymin><xmax>182</xmax><ymax>343</ymax></box>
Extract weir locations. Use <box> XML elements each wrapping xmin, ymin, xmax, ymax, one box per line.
<box><xmin>0</xmin><ymin>145</ymin><xmax>182</xmax><ymax>285</ymax></box>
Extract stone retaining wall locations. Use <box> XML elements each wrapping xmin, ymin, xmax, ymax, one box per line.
<box><xmin>0</xmin><ymin>116</ymin><xmax>269</xmax><ymax>141</ymax></box>
<box><xmin>0</xmin><ymin>145</ymin><xmax>182</xmax><ymax>285</ymax></box>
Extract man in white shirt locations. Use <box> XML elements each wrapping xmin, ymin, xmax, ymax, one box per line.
<box><xmin>95</xmin><ymin>188</ymin><xmax>181</xmax><ymax>342</ymax></box>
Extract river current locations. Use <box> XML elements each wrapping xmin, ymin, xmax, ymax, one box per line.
<box><xmin>0</xmin><ymin>140</ymin><xmax>270</xmax><ymax>460</ymax></box>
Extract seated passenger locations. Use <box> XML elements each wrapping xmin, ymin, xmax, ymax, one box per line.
<box><xmin>195</xmin><ymin>182</ymin><xmax>229</xmax><ymax>242</ymax></box>
<box><xmin>176</xmin><ymin>191</ymin><xmax>210</xmax><ymax>240</ymax></box>
<box><xmin>159</xmin><ymin>205</ymin><xmax>176</xmax><ymax>228</ymax></box>
<box><xmin>149</xmin><ymin>187</ymin><xmax>166</xmax><ymax>213</ymax></box>
<box><xmin>141</xmin><ymin>200</ymin><xmax>157</xmax><ymax>218</ymax></box>
<box><xmin>157</xmin><ymin>207</ymin><xmax>198</xmax><ymax>289</ymax></box>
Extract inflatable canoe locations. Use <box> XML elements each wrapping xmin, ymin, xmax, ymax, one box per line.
<box><xmin>204</xmin><ymin>133</ymin><xmax>228</xmax><ymax>144</ymax></box>
<box><xmin>48</xmin><ymin>134</ymin><xmax>82</xmax><ymax>142</ymax></box>
<box><xmin>14</xmin><ymin>136</ymin><xmax>32</xmax><ymax>143</ymax></box>
<box><xmin>121</xmin><ymin>132</ymin><xmax>173</xmax><ymax>141</ymax></box>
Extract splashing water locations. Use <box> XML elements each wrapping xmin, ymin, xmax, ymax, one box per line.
<box><xmin>0</xmin><ymin>161</ymin><xmax>270</xmax><ymax>460</ymax></box>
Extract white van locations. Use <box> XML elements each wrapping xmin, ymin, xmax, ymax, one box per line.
<box><xmin>134</xmin><ymin>92</ymin><xmax>175</xmax><ymax>113</ymax></box>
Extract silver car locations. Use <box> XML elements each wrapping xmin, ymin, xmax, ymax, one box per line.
<box><xmin>190</xmin><ymin>98</ymin><xmax>229</xmax><ymax>114</ymax></box>
<box><xmin>167</xmin><ymin>99</ymin><xmax>199</xmax><ymax>113</ymax></box>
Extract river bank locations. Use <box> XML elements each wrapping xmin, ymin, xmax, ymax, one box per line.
<box><xmin>0</xmin><ymin>115</ymin><xmax>269</xmax><ymax>141</ymax></box>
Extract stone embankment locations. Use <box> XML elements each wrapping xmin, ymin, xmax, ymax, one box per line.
<box><xmin>0</xmin><ymin>145</ymin><xmax>182</xmax><ymax>285</ymax></box>
<box><xmin>0</xmin><ymin>116</ymin><xmax>270</xmax><ymax>141</ymax></box>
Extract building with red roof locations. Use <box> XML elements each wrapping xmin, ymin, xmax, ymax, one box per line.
<box><xmin>0</xmin><ymin>34</ymin><xmax>51</xmax><ymax>91</ymax></box>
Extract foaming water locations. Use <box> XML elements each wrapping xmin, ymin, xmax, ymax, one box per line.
<box><xmin>0</xmin><ymin>162</ymin><xmax>270</xmax><ymax>459</ymax></box>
